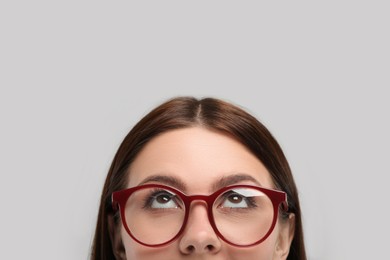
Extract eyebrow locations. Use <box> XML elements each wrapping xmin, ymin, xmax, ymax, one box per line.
<box><xmin>138</xmin><ymin>174</ymin><xmax>187</xmax><ymax>191</ymax></box>
<box><xmin>212</xmin><ymin>174</ymin><xmax>262</xmax><ymax>191</ymax></box>
<box><xmin>138</xmin><ymin>173</ymin><xmax>262</xmax><ymax>193</ymax></box>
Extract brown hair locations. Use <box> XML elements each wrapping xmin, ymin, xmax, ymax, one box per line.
<box><xmin>91</xmin><ymin>97</ymin><xmax>306</xmax><ymax>260</ymax></box>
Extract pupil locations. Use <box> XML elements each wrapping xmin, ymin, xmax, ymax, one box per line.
<box><xmin>156</xmin><ymin>195</ymin><xmax>170</xmax><ymax>203</ymax></box>
<box><xmin>229</xmin><ymin>195</ymin><xmax>242</xmax><ymax>203</ymax></box>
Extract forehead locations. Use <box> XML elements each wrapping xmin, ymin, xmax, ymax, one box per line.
<box><xmin>127</xmin><ymin>127</ymin><xmax>274</xmax><ymax>192</ymax></box>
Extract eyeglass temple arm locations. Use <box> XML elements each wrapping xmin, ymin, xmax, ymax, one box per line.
<box><xmin>111</xmin><ymin>193</ymin><xmax>119</xmax><ymax>211</ymax></box>
<box><xmin>279</xmin><ymin>192</ymin><xmax>289</xmax><ymax>213</ymax></box>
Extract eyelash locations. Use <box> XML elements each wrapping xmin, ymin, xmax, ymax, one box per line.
<box><xmin>220</xmin><ymin>191</ymin><xmax>258</xmax><ymax>209</ymax></box>
<box><xmin>142</xmin><ymin>188</ymin><xmax>181</xmax><ymax>209</ymax></box>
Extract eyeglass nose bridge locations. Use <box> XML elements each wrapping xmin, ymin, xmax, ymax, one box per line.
<box><xmin>181</xmin><ymin>193</ymin><xmax>221</xmax><ymax>217</ymax></box>
<box><xmin>186</xmin><ymin>194</ymin><xmax>216</xmax><ymax>204</ymax></box>
<box><xmin>178</xmin><ymin>193</ymin><xmax>228</xmax><ymax>241</ymax></box>
<box><xmin>181</xmin><ymin>194</ymin><xmax>218</xmax><ymax>219</ymax></box>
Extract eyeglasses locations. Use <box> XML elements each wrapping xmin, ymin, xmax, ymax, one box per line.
<box><xmin>112</xmin><ymin>184</ymin><xmax>288</xmax><ymax>247</ymax></box>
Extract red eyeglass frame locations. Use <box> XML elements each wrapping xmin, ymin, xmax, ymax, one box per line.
<box><xmin>112</xmin><ymin>183</ymin><xmax>288</xmax><ymax>248</ymax></box>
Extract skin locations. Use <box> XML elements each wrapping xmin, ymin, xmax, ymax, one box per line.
<box><xmin>110</xmin><ymin>127</ymin><xmax>295</xmax><ymax>260</ymax></box>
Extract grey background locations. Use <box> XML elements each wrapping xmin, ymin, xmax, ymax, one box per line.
<box><xmin>1</xmin><ymin>1</ymin><xmax>389</xmax><ymax>259</ymax></box>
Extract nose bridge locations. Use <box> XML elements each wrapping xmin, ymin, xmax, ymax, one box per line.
<box><xmin>186</xmin><ymin>195</ymin><xmax>212</xmax><ymax>221</ymax></box>
<box><xmin>188</xmin><ymin>194</ymin><xmax>212</xmax><ymax>205</ymax></box>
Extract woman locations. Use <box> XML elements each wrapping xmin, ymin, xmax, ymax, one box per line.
<box><xmin>91</xmin><ymin>97</ymin><xmax>306</xmax><ymax>260</ymax></box>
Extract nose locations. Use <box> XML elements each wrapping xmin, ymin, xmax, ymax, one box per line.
<box><xmin>179</xmin><ymin>202</ymin><xmax>222</xmax><ymax>255</ymax></box>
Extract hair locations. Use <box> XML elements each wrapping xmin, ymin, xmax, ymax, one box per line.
<box><xmin>91</xmin><ymin>96</ymin><xmax>306</xmax><ymax>260</ymax></box>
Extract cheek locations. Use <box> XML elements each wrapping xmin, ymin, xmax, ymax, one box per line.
<box><xmin>121</xmin><ymin>227</ymin><xmax>179</xmax><ymax>260</ymax></box>
<box><xmin>224</xmin><ymin>228</ymin><xmax>279</xmax><ymax>260</ymax></box>
<box><xmin>224</xmin><ymin>241</ymin><xmax>275</xmax><ymax>260</ymax></box>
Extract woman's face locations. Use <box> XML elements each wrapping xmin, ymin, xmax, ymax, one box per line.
<box><xmin>112</xmin><ymin>127</ymin><xmax>294</xmax><ymax>260</ymax></box>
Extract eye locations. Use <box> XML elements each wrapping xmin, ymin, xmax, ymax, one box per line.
<box><xmin>221</xmin><ymin>191</ymin><xmax>251</xmax><ymax>208</ymax></box>
<box><xmin>217</xmin><ymin>188</ymin><xmax>259</xmax><ymax>209</ymax></box>
<box><xmin>146</xmin><ymin>190</ymin><xmax>181</xmax><ymax>209</ymax></box>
